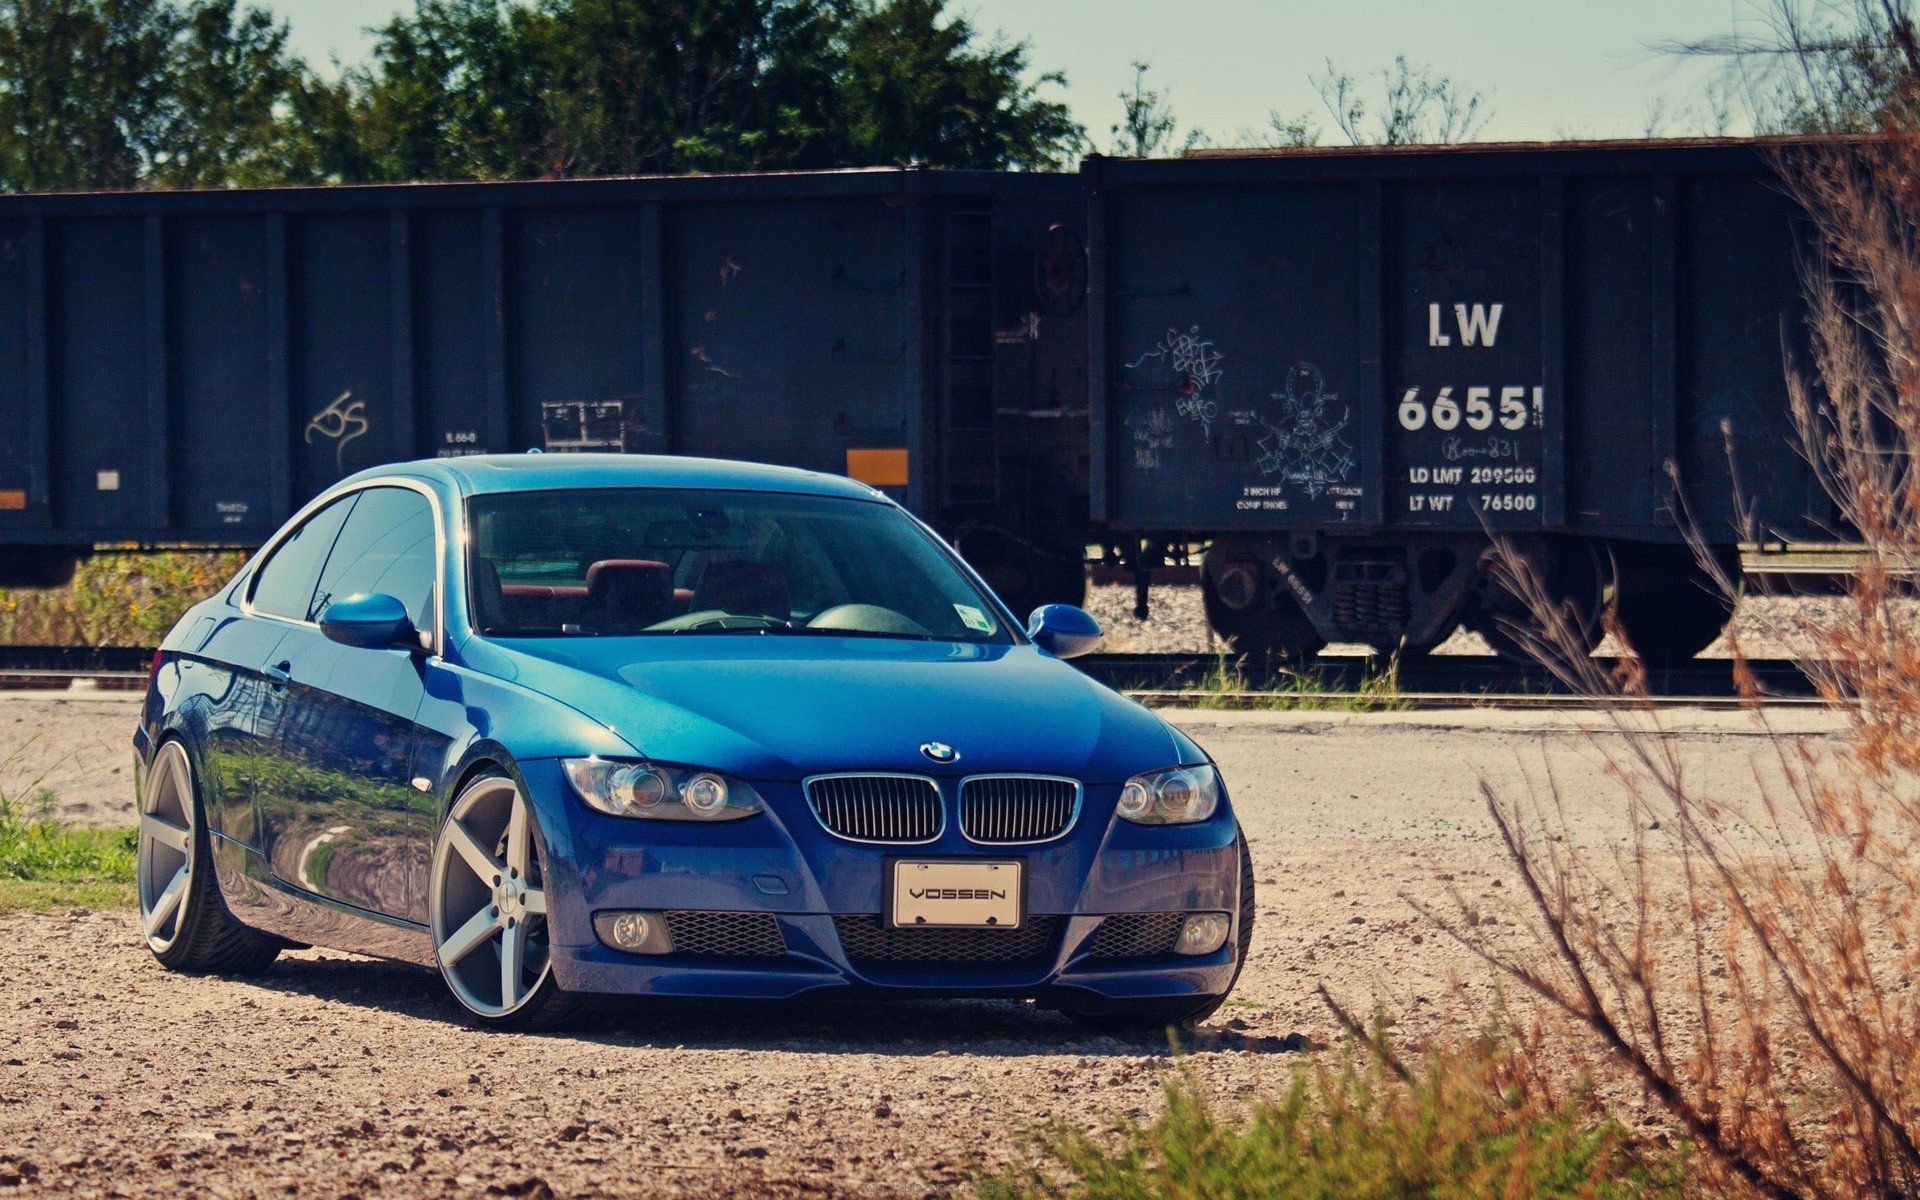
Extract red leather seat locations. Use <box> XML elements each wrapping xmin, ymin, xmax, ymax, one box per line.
<box><xmin>578</xmin><ymin>559</ymin><xmax>673</xmax><ymax>632</ymax></box>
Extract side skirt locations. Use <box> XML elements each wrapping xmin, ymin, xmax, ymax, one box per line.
<box><xmin>210</xmin><ymin>832</ymin><xmax>436</xmax><ymax>969</ymax></box>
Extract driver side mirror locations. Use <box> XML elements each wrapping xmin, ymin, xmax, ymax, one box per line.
<box><xmin>1027</xmin><ymin>604</ymin><xmax>1103</xmax><ymax>660</ymax></box>
<box><xmin>319</xmin><ymin>593</ymin><xmax>419</xmax><ymax>651</ymax></box>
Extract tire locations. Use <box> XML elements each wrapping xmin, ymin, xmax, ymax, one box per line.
<box><xmin>138</xmin><ymin>739</ymin><xmax>281</xmax><ymax>975</ymax></box>
<box><xmin>1611</xmin><ymin>545</ymin><xmax>1738</xmax><ymax>664</ymax></box>
<box><xmin>1060</xmin><ymin>830</ymin><xmax>1256</xmax><ymax>1035</ymax></box>
<box><xmin>429</xmin><ymin>768</ymin><xmax>593</xmax><ymax>1031</ymax></box>
<box><xmin>1201</xmin><ymin>562</ymin><xmax>1326</xmax><ymax>659</ymax></box>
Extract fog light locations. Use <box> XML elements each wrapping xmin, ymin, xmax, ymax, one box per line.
<box><xmin>594</xmin><ymin>910</ymin><xmax>674</xmax><ymax>955</ymax></box>
<box><xmin>1176</xmin><ymin>913</ymin><xmax>1230</xmax><ymax>956</ymax></box>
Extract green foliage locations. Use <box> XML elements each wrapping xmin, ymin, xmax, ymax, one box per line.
<box><xmin>0</xmin><ymin>0</ymin><xmax>1082</xmax><ymax>190</ymax></box>
<box><xmin>982</xmin><ymin>1039</ymin><xmax>1682</xmax><ymax>1200</ymax></box>
<box><xmin>0</xmin><ymin>780</ymin><xmax>134</xmax><ymax>912</ymax></box>
<box><xmin>0</xmin><ymin>548</ymin><xmax>244</xmax><ymax>646</ymax></box>
<box><xmin>1189</xmin><ymin>653</ymin><xmax>1409</xmax><ymax>713</ymax></box>
<box><xmin>336</xmin><ymin>0</ymin><xmax>1081</xmax><ymax>180</ymax></box>
<box><xmin>0</xmin><ymin>0</ymin><xmax>322</xmax><ymax>190</ymax></box>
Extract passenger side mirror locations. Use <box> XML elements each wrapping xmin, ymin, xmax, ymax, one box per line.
<box><xmin>1027</xmin><ymin>604</ymin><xmax>1102</xmax><ymax>660</ymax></box>
<box><xmin>319</xmin><ymin>593</ymin><xmax>419</xmax><ymax>651</ymax></box>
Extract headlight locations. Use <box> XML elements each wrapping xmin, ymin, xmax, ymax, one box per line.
<box><xmin>561</xmin><ymin>758</ymin><xmax>764</xmax><ymax>821</ymax></box>
<box><xmin>1115</xmin><ymin>765</ymin><xmax>1221</xmax><ymax>825</ymax></box>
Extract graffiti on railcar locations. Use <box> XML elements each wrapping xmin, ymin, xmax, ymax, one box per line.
<box><xmin>1252</xmin><ymin>364</ymin><xmax>1355</xmax><ymax>499</ymax></box>
<box><xmin>304</xmin><ymin>391</ymin><xmax>369</xmax><ymax>473</ymax></box>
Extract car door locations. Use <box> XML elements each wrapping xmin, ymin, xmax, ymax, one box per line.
<box><xmin>198</xmin><ymin>494</ymin><xmax>357</xmax><ymax>845</ymax></box>
<box><xmin>260</xmin><ymin>484</ymin><xmax>441</xmax><ymax>922</ymax></box>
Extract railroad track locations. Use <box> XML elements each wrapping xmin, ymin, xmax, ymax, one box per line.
<box><xmin>0</xmin><ymin>644</ymin><xmax>1830</xmax><ymax>707</ymax></box>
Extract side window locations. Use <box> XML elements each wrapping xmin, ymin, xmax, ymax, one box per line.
<box><xmin>249</xmin><ymin>496</ymin><xmax>357</xmax><ymax>621</ymax></box>
<box><xmin>309</xmin><ymin>487</ymin><xmax>439</xmax><ymax>632</ymax></box>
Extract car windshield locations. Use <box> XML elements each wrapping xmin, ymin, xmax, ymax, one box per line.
<box><xmin>466</xmin><ymin>487</ymin><xmax>1013</xmax><ymax>643</ymax></box>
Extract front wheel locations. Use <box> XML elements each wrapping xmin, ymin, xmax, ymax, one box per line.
<box><xmin>1060</xmin><ymin>830</ymin><xmax>1256</xmax><ymax>1034</ymax></box>
<box><xmin>138</xmin><ymin>739</ymin><xmax>280</xmax><ymax>974</ymax></box>
<box><xmin>429</xmin><ymin>769</ymin><xmax>591</xmax><ymax>1030</ymax></box>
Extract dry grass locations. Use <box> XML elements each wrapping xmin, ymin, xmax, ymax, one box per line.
<box><xmin>1420</xmin><ymin>20</ymin><xmax>1920</xmax><ymax>1194</ymax></box>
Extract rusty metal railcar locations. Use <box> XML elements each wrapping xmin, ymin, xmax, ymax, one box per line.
<box><xmin>0</xmin><ymin>140</ymin><xmax>1848</xmax><ymax>660</ymax></box>
<box><xmin>0</xmin><ymin>168</ymin><xmax>1094</xmax><ymax>615</ymax></box>
<box><xmin>1087</xmin><ymin>139</ymin><xmax>1831</xmax><ymax>659</ymax></box>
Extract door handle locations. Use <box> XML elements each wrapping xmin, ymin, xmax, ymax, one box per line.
<box><xmin>264</xmin><ymin>661</ymin><xmax>292</xmax><ymax>688</ymax></box>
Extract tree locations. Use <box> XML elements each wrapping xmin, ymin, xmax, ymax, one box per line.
<box><xmin>1314</xmin><ymin>55</ymin><xmax>1491</xmax><ymax>146</ymax></box>
<box><xmin>338</xmin><ymin>0</ymin><xmax>1081</xmax><ymax>182</ymax></box>
<box><xmin>0</xmin><ymin>0</ymin><xmax>320</xmax><ymax>191</ymax></box>
<box><xmin>1109</xmin><ymin>60</ymin><xmax>1199</xmax><ymax>156</ymax></box>
<box><xmin>833</xmin><ymin>0</ymin><xmax>1079</xmax><ymax>169</ymax></box>
<box><xmin>1664</xmin><ymin>0</ymin><xmax>1920</xmax><ymax>133</ymax></box>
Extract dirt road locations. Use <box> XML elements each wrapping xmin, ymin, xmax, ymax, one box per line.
<box><xmin>0</xmin><ymin>696</ymin><xmax>1843</xmax><ymax>1198</ymax></box>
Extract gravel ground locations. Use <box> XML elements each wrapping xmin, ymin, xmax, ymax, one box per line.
<box><xmin>0</xmin><ymin>695</ymin><xmax>1844</xmax><ymax>1198</ymax></box>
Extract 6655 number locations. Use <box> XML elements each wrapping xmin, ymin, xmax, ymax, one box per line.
<box><xmin>1398</xmin><ymin>385</ymin><xmax>1541</xmax><ymax>432</ymax></box>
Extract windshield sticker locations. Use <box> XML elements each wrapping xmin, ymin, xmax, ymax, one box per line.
<box><xmin>954</xmin><ymin>604</ymin><xmax>994</xmax><ymax>633</ymax></box>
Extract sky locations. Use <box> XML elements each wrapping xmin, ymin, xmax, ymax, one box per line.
<box><xmin>266</xmin><ymin>0</ymin><xmax>1773</xmax><ymax>144</ymax></box>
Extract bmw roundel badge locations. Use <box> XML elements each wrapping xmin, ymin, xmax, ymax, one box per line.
<box><xmin>919</xmin><ymin>741</ymin><xmax>959</xmax><ymax>764</ymax></box>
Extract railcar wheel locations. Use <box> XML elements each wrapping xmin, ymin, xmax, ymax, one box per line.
<box><xmin>430</xmin><ymin>770</ymin><xmax>589</xmax><ymax>1030</ymax></box>
<box><xmin>1465</xmin><ymin>537</ymin><xmax>1605</xmax><ymax>668</ymax></box>
<box><xmin>1058</xmin><ymin>831</ymin><xmax>1255</xmax><ymax>1035</ymax></box>
<box><xmin>1201</xmin><ymin>558</ymin><xmax>1326</xmax><ymax>659</ymax></box>
<box><xmin>138</xmin><ymin>740</ymin><xmax>280</xmax><ymax>974</ymax></box>
<box><xmin>1611</xmin><ymin>545</ymin><xmax>1739</xmax><ymax>664</ymax></box>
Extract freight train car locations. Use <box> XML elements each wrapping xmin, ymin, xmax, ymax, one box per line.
<box><xmin>0</xmin><ymin>168</ymin><xmax>1094</xmax><ymax>617</ymax></box>
<box><xmin>1087</xmin><ymin>139</ymin><xmax>1832</xmax><ymax>661</ymax></box>
<box><xmin>0</xmin><ymin>140</ymin><xmax>1847</xmax><ymax>661</ymax></box>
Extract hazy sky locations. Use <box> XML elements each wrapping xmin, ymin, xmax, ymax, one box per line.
<box><xmin>267</xmin><ymin>0</ymin><xmax>1769</xmax><ymax>144</ymax></box>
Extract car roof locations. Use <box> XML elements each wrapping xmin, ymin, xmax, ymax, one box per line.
<box><xmin>342</xmin><ymin>453</ymin><xmax>889</xmax><ymax>502</ymax></box>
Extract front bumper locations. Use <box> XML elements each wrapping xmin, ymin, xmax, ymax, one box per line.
<box><xmin>521</xmin><ymin>760</ymin><xmax>1244</xmax><ymax>1004</ymax></box>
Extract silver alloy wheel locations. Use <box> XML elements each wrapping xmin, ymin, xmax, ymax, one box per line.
<box><xmin>429</xmin><ymin>776</ymin><xmax>553</xmax><ymax>1019</ymax></box>
<box><xmin>137</xmin><ymin>741</ymin><xmax>197</xmax><ymax>953</ymax></box>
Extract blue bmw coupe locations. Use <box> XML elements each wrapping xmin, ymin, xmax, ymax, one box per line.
<box><xmin>134</xmin><ymin>455</ymin><xmax>1251</xmax><ymax>1030</ymax></box>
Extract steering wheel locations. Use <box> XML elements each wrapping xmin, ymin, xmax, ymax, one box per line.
<box><xmin>646</xmin><ymin>610</ymin><xmax>791</xmax><ymax>632</ymax></box>
<box><xmin>806</xmin><ymin>604</ymin><xmax>932</xmax><ymax>637</ymax></box>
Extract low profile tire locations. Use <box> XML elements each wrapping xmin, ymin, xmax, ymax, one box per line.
<box><xmin>1060</xmin><ymin>829</ymin><xmax>1256</xmax><ymax>1035</ymax></box>
<box><xmin>430</xmin><ymin>770</ymin><xmax>591</xmax><ymax>1031</ymax></box>
<box><xmin>1201</xmin><ymin>560</ymin><xmax>1326</xmax><ymax>659</ymax></box>
<box><xmin>138</xmin><ymin>739</ymin><xmax>280</xmax><ymax>975</ymax></box>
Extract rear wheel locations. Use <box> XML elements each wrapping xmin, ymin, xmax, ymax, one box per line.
<box><xmin>1465</xmin><ymin>537</ymin><xmax>1606</xmax><ymax>667</ymax></box>
<box><xmin>1201</xmin><ymin>556</ymin><xmax>1326</xmax><ymax>659</ymax></box>
<box><xmin>1611</xmin><ymin>545</ymin><xmax>1738</xmax><ymax>664</ymax></box>
<box><xmin>430</xmin><ymin>770</ymin><xmax>590</xmax><ymax>1031</ymax></box>
<box><xmin>1059</xmin><ymin>830</ymin><xmax>1255</xmax><ymax>1035</ymax></box>
<box><xmin>138</xmin><ymin>739</ymin><xmax>280</xmax><ymax>974</ymax></box>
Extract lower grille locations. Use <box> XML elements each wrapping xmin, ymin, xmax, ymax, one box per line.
<box><xmin>664</xmin><ymin>911</ymin><xmax>787</xmax><ymax>958</ymax></box>
<box><xmin>960</xmin><ymin>776</ymin><xmax>1078</xmax><ymax>843</ymax></box>
<box><xmin>1086</xmin><ymin>912</ymin><xmax>1187</xmax><ymax>960</ymax></box>
<box><xmin>806</xmin><ymin>774</ymin><xmax>943</xmax><ymax>843</ymax></box>
<box><xmin>833</xmin><ymin>914</ymin><xmax>1060</xmax><ymax>965</ymax></box>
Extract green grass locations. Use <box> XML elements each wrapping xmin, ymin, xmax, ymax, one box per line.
<box><xmin>982</xmin><ymin>1035</ymin><xmax>1683</xmax><ymax>1200</ymax></box>
<box><xmin>0</xmin><ymin>786</ymin><xmax>136</xmax><ymax>912</ymax></box>
<box><xmin>1187</xmin><ymin>653</ymin><xmax>1412</xmax><ymax>713</ymax></box>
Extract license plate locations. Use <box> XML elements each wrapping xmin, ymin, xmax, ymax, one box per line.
<box><xmin>889</xmin><ymin>859</ymin><xmax>1023</xmax><ymax>929</ymax></box>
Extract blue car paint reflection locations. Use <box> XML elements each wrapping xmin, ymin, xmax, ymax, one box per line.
<box><xmin>135</xmin><ymin>454</ymin><xmax>1247</xmax><ymax>1028</ymax></box>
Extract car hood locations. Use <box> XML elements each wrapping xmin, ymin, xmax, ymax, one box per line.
<box><xmin>463</xmin><ymin>635</ymin><xmax>1186</xmax><ymax>782</ymax></box>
